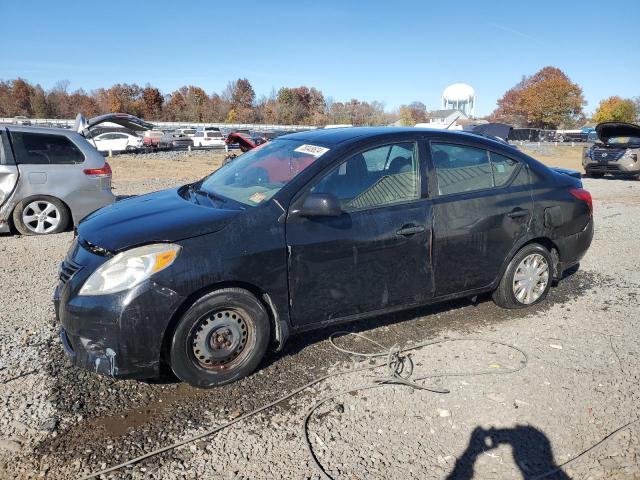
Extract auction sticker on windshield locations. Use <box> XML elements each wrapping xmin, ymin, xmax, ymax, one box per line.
<box><xmin>294</xmin><ymin>144</ymin><xmax>330</xmax><ymax>157</ymax></box>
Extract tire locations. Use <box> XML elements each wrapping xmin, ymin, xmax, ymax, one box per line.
<box><xmin>12</xmin><ymin>196</ymin><xmax>70</xmax><ymax>235</ymax></box>
<box><xmin>586</xmin><ymin>171</ymin><xmax>605</xmax><ymax>178</ymax></box>
<box><xmin>169</xmin><ymin>288</ymin><xmax>271</xmax><ymax>388</ymax></box>
<box><xmin>492</xmin><ymin>243</ymin><xmax>553</xmax><ymax>309</ymax></box>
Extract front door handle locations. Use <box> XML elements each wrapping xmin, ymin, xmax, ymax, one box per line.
<box><xmin>507</xmin><ymin>208</ymin><xmax>529</xmax><ymax>219</ymax></box>
<box><xmin>396</xmin><ymin>224</ymin><xmax>426</xmax><ymax>236</ymax></box>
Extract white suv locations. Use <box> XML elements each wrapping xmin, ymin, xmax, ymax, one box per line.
<box><xmin>193</xmin><ymin>127</ymin><xmax>225</xmax><ymax>147</ymax></box>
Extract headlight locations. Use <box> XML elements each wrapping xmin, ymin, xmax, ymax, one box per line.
<box><xmin>622</xmin><ymin>150</ymin><xmax>638</xmax><ymax>162</ymax></box>
<box><xmin>79</xmin><ymin>243</ymin><xmax>181</xmax><ymax>296</ymax></box>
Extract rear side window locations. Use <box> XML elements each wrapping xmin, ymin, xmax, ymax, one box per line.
<box><xmin>10</xmin><ymin>132</ymin><xmax>84</xmax><ymax>164</ymax></box>
<box><xmin>490</xmin><ymin>152</ymin><xmax>519</xmax><ymax>187</ymax></box>
<box><xmin>432</xmin><ymin>143</ymin><xmax>493</xmax><ymax>195</ymax></box>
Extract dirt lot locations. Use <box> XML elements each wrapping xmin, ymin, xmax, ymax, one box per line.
<box><xmin>0</xmin><ymin>147</ymin><xmax>639</xmax><ymax>479</ymax></box>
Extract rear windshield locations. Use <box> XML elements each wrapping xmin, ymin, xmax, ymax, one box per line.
<box><xmin>182</xmin><ymin>129</ymin><xmax>196</xmax><ymax>135</ymax></box>
<box><xmin>206</xmin><ymin>132</ymin><xmax>222</xmax><ymax>138</ymax></box>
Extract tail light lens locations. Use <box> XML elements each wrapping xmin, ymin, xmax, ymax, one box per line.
<box><xmin>84</xmin><ymin>162</ymin><xmax>112</xmax><ymax>177</ymax></box>
<box><xmin>569</xmin><ymin>187</ymin><xmax>592</xmax><ymax>214</ymax></box>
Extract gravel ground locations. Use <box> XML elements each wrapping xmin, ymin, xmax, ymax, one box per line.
<box><xmin>0</xmin><ymin>171</ymin><xmax>638</xmax><ymax>479</ymax></box>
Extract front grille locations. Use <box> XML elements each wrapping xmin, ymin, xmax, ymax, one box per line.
<box><xmin>591</xmin><ymin>148</ymin><xmax>625</xmax><ymax>161</ymax></box>
<box><xmin>589</xmin><ymin>164</ymin><xmax>621</xmax><ymax>172</ymax></box>
<box><xmin>59</xmin><ymin>258</ymin><xmax>82</xmax><ymax>284</ymax></box>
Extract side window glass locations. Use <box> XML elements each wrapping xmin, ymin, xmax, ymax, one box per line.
<box><xmin>313</xmin><ymin>142</ymin><xmax>419</xmax><ymax>211</ymax></box>
<box><xmin>490</xmin><ymin>152</ymin><xmax>519</xmax><ymax>186</ymax></box>
<box><xmin>431</xmin><ymin>143</ymin><xmax>493</xmax><ymax>195</ymax></box>
<box><xmin>10</xmin><ymin>132</ymin><xmax>84</xmax><ymax>165</ymax></box>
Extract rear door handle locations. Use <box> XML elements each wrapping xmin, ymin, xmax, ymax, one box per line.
<box><xmin>396</xmin><ymin>224</ymin><xmax>426</xmax><ymax>236</ymax></box>
<box><xmin>507</xmin><ymin>208</ymin><xmax>529</xmax><ymax>219</ymax></box>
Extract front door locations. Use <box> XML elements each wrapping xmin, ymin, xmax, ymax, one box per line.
<box><xmin>286</xmin><ymin>141</ymin><xmax>433</xmax><ymax>327</ymax></box>
<box><xmin>429</xmin><ymin>141</ymin><xmax>533</xmax><ymax>296</ymax></box>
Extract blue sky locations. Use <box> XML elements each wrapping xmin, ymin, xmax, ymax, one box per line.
<box><xmin>2</xmin><ymin>0</ymin><xmax>638</xmax><ymax>116</ymax></box>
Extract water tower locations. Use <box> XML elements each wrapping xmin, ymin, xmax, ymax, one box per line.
<box><xmin>442</xmin><ymin>83</ymin><xmax>476</xmax><ymax>117</ymax></box>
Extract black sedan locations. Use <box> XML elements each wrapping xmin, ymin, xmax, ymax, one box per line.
<box><xmin>55</xmin><ymin>128</ymin><xmax>593</xmax><ymax>387</ymax></box>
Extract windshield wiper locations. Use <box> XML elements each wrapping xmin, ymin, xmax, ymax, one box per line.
<box><xmin>185</xmin><ymin>183</ymin><xmax>227</xmax><ymax>204</ymax></box>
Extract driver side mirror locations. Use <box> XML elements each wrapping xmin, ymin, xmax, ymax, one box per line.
<box><xmin>299</xmin><ymin>193</ymin><xmax>342</xmax><ymax>217</ymax></box>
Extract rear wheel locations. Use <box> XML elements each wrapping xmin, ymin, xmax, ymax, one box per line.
<box><xmin>492</xmin><ymin>243</ymin><xmax>553</xmax><ymax>309</ymax></box>
<box><xmin>12</xmin><ymin>197</ymin><xmax>70</xmax><ymax>235</ymax></box>
<box><xmin>169</xmin><ymin>288</ymin><xmax>271</xmax><ymax>388</ymax></box>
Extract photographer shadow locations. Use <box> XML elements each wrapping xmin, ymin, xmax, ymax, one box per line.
<box><xmin>447</xmin><ymin>425</ymin><xmax>570</xmax><ymax>480</ymax></box>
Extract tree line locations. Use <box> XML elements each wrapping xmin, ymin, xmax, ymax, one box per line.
<box><xmin>1</xmin><ymin>68</ymin><xmax>637</xmax><ymax>128</ymax></box>
<box><xmin>0</xmin><ymin>78</ymin><xmax>412</xmax><ymax>126</ymax></box>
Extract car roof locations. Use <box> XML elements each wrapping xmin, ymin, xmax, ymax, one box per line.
<box><xmin>279</xmin><ymin>126</ymin><xmax>515</xmax><ymax>150</ymax></box>
<box><xmin>3</xmin><ymin>124</ymin><xmax>83</xmax><ymax>137</ymax></box>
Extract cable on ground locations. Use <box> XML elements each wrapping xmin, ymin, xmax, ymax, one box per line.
<box><xmin>80</xmin><ymin>331</ymin><xmax>636</xmax><ymax>479</ymax></box>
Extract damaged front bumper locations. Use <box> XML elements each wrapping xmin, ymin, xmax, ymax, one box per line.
<box><xmin>54</xmin><ymin>243</ymin><xmax>186</xmax><ymax>379</ymax></box>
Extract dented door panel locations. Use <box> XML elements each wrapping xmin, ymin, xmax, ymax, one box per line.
<box><xmin>432</xmin><ymin>167</ymin><xmax>533</xmax><ymax>296</ymax></box>
<box><xmin>0</xmin><ymin>165</ymin><xmax>19</xmax><ymax>208</ymax></box>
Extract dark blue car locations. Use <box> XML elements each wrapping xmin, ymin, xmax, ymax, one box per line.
<box><xmin>55</xmin><ymin>127</ymin><xmax>593</xmax><ymax>387</ymax></box>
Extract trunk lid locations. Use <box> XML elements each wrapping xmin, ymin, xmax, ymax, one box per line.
<box><xmin>74</xmin><ymin>113</ymin><xmax>154</xmax><ymax>138</ymax></box>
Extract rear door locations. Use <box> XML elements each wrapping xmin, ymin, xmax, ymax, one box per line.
<box><xmin>429</xmin><ymin>140</ymin><xmax>532</xmax><ymax>296</ymax></box>
<box><xmin>286</xmin><ymin>140</ymin><xmax>433</xmax><ymax>327</ymax></box>
<box><xmin>9</xmin><ymin>130</ymin><xmax>87</xmax><ymax>201</ymax></box>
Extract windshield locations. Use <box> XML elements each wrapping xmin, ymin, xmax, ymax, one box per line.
<box><xmin>608</xmin><ymin>136</ymin><xmax>640</xmax><ymax>145</ymax></box>
<box><xmin>200</xmin><ymin>139</ymin><xmax>327</xmax><ymax>206</ymax></box>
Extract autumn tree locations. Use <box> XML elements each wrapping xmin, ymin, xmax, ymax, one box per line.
<box><xmin>398</xmin><ymin>101</ymin><xmax>428</xmax><ymax>125</ymax></box>
<box><xmin>104</xmin><ymin>83</ymin><xmax>143</xmax><ymax>116</ymax></box>
<box><xmin>225</xmin><ymin>78</ymin><xmax>256</xmax><ymax>123</ymax></box>
<box><xmin>140</xmin><ymin>86</ymin><xmax>164</xmax><ymax>120</ymax></box>
<box><xmin>11</xmin><ymin>78</ymin><xmax>35</xmax><ymax>116</ymax></box>
<box><xmin>592</xmin><ymin>96</ymin><xmax>638</xmax><ymax>123</ymax></box>
<box><xmin>164</xmin><ymin>89</ymin><xmax>187</xmax><ymax>121</ymax></box>
<box><xmin>491</xmin><ymin>67</ymin><xmax>585</xmax><ymax>128</ymax></box>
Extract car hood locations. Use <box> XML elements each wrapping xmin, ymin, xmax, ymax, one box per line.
<box><xmin>77</xmin><ymin>188</ymin><xmax>241</xmax><ymax>252</ymax></box>
<box><xmin>74</xmin><ymin>113</ymin><xmax>154</xmax><ymax>137</ymax></box>
<box><xmin>595</xmin><ymin>122</ymin><xmax>640</xmax><ymax>143</ymax></box>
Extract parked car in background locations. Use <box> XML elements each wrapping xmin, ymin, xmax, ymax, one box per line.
<box><xmin>12</xmin><ymin>116</ymin><xmax>32</xmax><ymax>126</ymax></box>
<box><xmin>0</xmin><ymin>125</ymin><xmax>115</xmax><ymax>235</ymax></box>
<box><xmin>56</xmin><ymin>127</ymin><xmax>593</xmax><ymax>387</ymax></box>
<box><xmin>583</xmin><ymin>122</ymin><xmax>640</xmax><ymax>178</ymax></box>
<box><xmin>143</xmin><ymin>130</ymin><xmax>164</xmax><ymax>148</ymax></box>
<box><xmin>88</xmin><ymin>131</ymin><xmax>143</xmax><ymax>153</ymax></box>
<box><xmin>159</xmin><ymin>132</ymin><xmax>194</xmax><ymax>149</ymax></box>
<box><xmin>193</xmin><ymin>127</ymin><xmax>225</xmax><ymax>147</ymax></box>
<box><xmin>176</xmin><ymin>128</ymin><xmax>197</xmax><ymax>137</ymax></box>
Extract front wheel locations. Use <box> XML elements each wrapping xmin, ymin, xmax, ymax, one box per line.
<box><xmin>169</xmin><ymin>288</ymin><xmax>271</xmax><ymax>388</ymax></box>
<box><xmin>492</xmin><ymin>243</ymin><xmax>553</xmax><ymax>309</ymax></box>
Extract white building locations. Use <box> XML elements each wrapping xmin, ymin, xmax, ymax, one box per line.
<box><xmin>415</xmin><ymin>109</ymin><xmax>468</xmax><ymax>130</ymax></box>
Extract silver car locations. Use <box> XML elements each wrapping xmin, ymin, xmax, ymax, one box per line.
<box><xmin>0</xmin><ymin>125</ymin><xmax>115</xmax><ymax>235</ymax></box>
<box><xmin>0</xmin><ymin>113</ymin><xmax>154</xmax><ymax>236</ymax></box>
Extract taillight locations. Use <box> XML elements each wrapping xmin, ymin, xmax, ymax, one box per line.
<box><xmin>569</xmin><ymin>187</ymin><xmax>592</xmax><ymax>214</ymax></box>
<box><xmin>84</xmin><ymin>162</ymin><xmax>112</xmax><ymax>177</ymax></box>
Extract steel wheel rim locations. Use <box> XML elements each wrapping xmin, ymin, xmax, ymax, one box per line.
<box><xmin>190</xmin><ymin>308</ymin><xmax>252</xmax><ymax>371</ymax></box>
<box><xmin>513</xmin><ymin>253</ymin><xmax>549</xmax><ymax>304</ymax></box>
<box><xmin>22</xmin><ymin>200</ymin><xmax>60</xmax><ymax>234</ymax></box>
